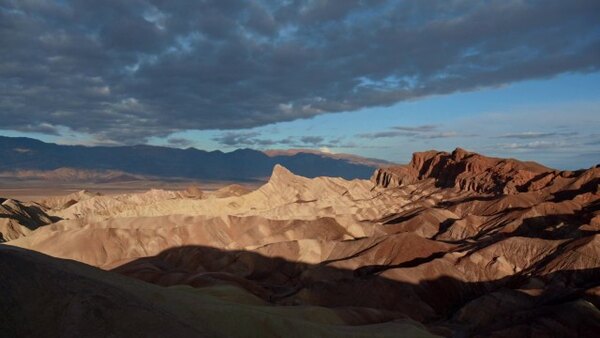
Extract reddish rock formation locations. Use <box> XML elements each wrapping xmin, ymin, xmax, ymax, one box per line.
<box><xmin>371</xmin><ymin>147</ymin><xmax>589</xmax><ymax>195</ymax></box>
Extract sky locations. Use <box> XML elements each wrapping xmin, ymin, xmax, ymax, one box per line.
<box><xmin>1</xmin><ymin>0</ymin><xmax>599</xmax><ymax>169</ymax></box>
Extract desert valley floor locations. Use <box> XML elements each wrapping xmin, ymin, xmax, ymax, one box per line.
<box><xmin>1</xmin><ymin>148</ymin><xmax>599</xmax><ymax>337</ymax></box>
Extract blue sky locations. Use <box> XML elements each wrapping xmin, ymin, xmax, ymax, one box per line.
<box><xmin>1</xmin><ymin>1</ymin><xmax>599</xmax><ymax>169</ymax></box>
<box><xmin>6</xmin><ymin>71</ymin><xmax>598</xmax><ymax>170</ymax></box>
<box><xmin>122</xmin><ymin>71</ymin><xmax>600</xmax><ymax>169</ymax></box>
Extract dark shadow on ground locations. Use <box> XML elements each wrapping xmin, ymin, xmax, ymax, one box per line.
<box><xmin>110</xmin><ymin>242</ymin><xmax>600</xmax><ymax>338</ymax></box>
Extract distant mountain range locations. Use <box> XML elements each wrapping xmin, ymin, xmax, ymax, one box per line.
<box><xmin>0</xmin><ymin>136</ymin><xmax>381</xmax><ymax>181</ymax></box>
<box><xmin>264</xmin><ymin>149</ymin><xmax>394</xmax><ymax>168</ymax></box>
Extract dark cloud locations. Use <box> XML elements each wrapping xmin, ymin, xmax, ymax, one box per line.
<box><xmin>358</xmin><ymin>125</ymin><xmax>474</xmax><ymax>139</ymax></box>
<box><xmin>584</xmin><ymin>136</ymin><xmax>600</xmax><ymax>146</ymax></box>
<box><xmin>393</xmin><ymin>125</ymin><xmax>438</xmax><ymax>132</ymax></box>
<box><xmin>300</xmin><ymin>136</ymin><xmax>325</xmax><ymax>145</ymax></box>
<box><xmin>212</xmin><ymin>132</ymin><xmax>352</xmax><ymax>149</ymax></box>
<box><xmin>212</xmin><ymin>131</ymin><xmax>296</xmax><ymax>147</ymax></box>
<box><xmin>358</xmin><ymin>124</ymin><xmax>437</xmax><ymax>138</ymax></box>
<box><xmin>358</xmin><ymin>130</ymin><xmax>416</xmax><ymax>139</ymax></box>
<box><xmin>422</xmin><ymin>132</ymin><xmax>476</xmax><ymax>139</ymax></box>
<box><xmin>1</xmin><ymin>0</ymin><xmax>599</xmax><ymax>143</ymax></box>
<box><xmin>496</xmin><ymin>131</ymin><xmax>578</xmax><ymax>139</ymax></box>
<box><xmin>2</xmin><ymin>123</ymin><xmax>62</xmax><ymax>136</ymax></box>
<box><xmin>167</xmin><ymin>137</ymin><xmax>193</xmax><ymax>147</ymax></box>
<box><xmin>212</xmin><ymin>131</ymin><xmax>261</xmax><ymax>146</ymax></box>
<box><xmin>496</xmin><ymin>141</ymin><xmax>572</xmax><ymax>151</ymax></box>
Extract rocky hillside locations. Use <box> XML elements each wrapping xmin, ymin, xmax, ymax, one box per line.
<box><xmin>372</xmin><ymin>147</ymin><xmax>595</xmax><ymax>194</ymax></box>
<box><xmin>3</xmin><ymin>149</ymin><xmax>600</xmax><ymax>337</ymax></box>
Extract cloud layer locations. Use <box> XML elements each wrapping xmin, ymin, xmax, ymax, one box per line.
<box><xmin>211</xmin><ymin>131</ymin><xmax>354</xmax><ymax>149</ymax></box>
<box><xmin>1</xmin><ymin>0</ymin><xmax>599</xmax><ymax>143</ymax></box>
<box><xmin>358</xmin><ymin>125</ymin><xmax>474</xmax><ymax>139</ymax></box>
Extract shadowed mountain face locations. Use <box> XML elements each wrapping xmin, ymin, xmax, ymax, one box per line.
<box><xmin>2</xmin><ymin>148</ymin><xmax>600</xmax><ymax>337</ymax></box>
<box><xmin>0</xmin><ymin>136</ymin><xmax>375</xmax><ymax>180</ymax></box>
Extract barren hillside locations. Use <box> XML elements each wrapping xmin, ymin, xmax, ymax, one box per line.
<box><xmin>3</xmin><ymin>148</ymin><xmax>599</xmax><ymax>337</ymax></box>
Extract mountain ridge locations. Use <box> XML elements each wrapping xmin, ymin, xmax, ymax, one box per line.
<box><xmin>264</xmin><ymin>149</ymin><xmax>395</xmax><ymax>167</ymax></box>
<box><xmin>0</xmin><ymin>135</ymin><xmax>376</xmax><ymax>180</ymax></box>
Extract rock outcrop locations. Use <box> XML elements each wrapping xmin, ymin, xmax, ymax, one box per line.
<box><xmin>0</xmin><ymin>198</ymin><xmax>57</xmax><ymax>241</ymax></box>
<box><xmin>371</xmin><ymin>147</ymin><xmax>591</xmax><ymax>195</ymax></box>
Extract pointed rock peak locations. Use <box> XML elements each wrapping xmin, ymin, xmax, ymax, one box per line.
<box><xmin>1</xmin><ymin>198</ymin><xmax>16</xmax><ymax>206</ymax></box>
<box><xmin>184</xmin><ymin>185</ymin><xmax>204</xmax><ymax>198</ymax></box>
<box><xmin>270</xmin><ymin>164</ymin><xmax>296</xmax><ymax>181</ymax></box>
<box><xmin>451</xmin><ymin>147</ymin><xmax>471</xmax><ymax>161</ymax></box>
<box><xmin>272</xmin><ymin>164</ymin><xmax>293</xmax><ymax>175</ymax></box>
<box><xmin>76</xmin><ymin>189</ymin><xmax>101</xmax><ymax>197</ymax></box>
